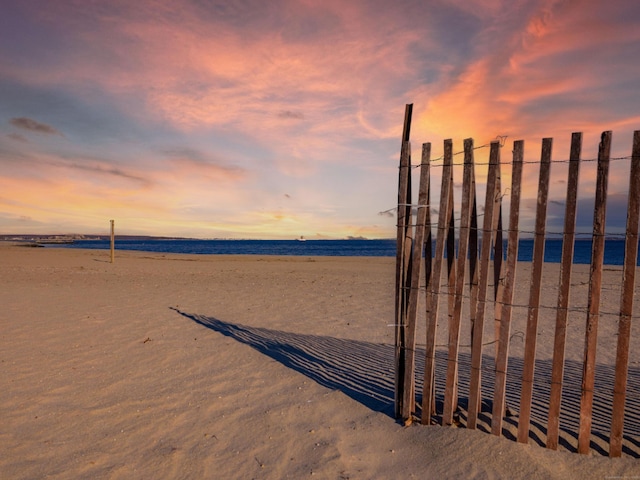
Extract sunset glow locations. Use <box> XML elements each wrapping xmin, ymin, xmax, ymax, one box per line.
<box><xmin>2</xmin><ymin>0</ymin><xmax>640</xmax><ymax>238</ymax></box>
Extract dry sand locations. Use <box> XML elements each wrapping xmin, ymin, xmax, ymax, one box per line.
<box><xmin>1</xmin><ymin>244</ymin><xmax>640</xmax><ymax>479</ymax></box>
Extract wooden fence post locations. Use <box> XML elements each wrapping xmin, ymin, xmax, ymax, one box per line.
<box><xmin>547</xmin><ymin>132</ymin><xmax>582</xmax><ymax>449</ymax></box>
<box><xmin>442</xmin><ymin>138</ymin><xmax>476</xmax><ymax>425</ymax></box>
<box><xmin>493</xmin><ymin>203</ymin><xmax>504</xmax><ymax>359</ymax></box>
<box><xmin>491</xmin><ymin>140</ymin><xmax>524</xmax><ymax>436</ymax></box>
<box><xmin>468</xmin><ymin>164</ymin><xmax>480</xmax><ymax>377</ymax></box>
<box><xmin>110</xmin><ymin>219</ymin><xmax>115</xmax><ymax>264</ymax></box>
<box><xmin>401</xmin><ymin>143</ymin><xmax>431</xmax><ymax>423</ymax></box>
<box><xmin>609</xmin><ymin>130</ymin><xmax>640</xmax><ymax>456</ymax></box>
<box><xmin>446</xmin><ymin>170</ymin><xmax>457</xmax><ymax>344</ymax></box>
<box><xmin>578</xmin><ymin>131</ymin><xmax>612</xmax><ymax>454</ymax></box>
<box><xmin>394</xmin><ymin>104</ymin><xmax>413</xmax><ymax>419</ymax></box>
<box><xmin>517</xmin><ymin>138</ymin><xmax>553</xmax><ymax>443</ymax></box>
<box><xmin>422</xmin><ymin>139</ymin><xmax>454</xmax><ymax>424</ymax></box>
<box><xmin>467</xmin><ymin>141</ymin><xmax>501</xmax><ymax>429</ymax></box>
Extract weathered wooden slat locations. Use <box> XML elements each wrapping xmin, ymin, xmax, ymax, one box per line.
<box><xmin>424</xmin><ymin>181</ymin><xmax>433</xmax><ymax>317</ymax></box>
<box><xmin>445</xmin><ymin>161</ymin><xmax>457</xmax><ymax>416</ymax></box>
<box><xmin>489</xmin><ymin>144</ymin><xmax>503</xmax><ymax>409</ymax></box>
<box><xmin>394</xmin><ymin>104</ymin><xmax>413</xmax><ymax>419</ymax></box>
<box><xmin>401</xmin><ymin>143</ymin><xmax>431</xmax><ymax>422</ymax></box>
<box><xmin>468</xmin><ymin>169</ymin><xmax>480</xmax><ymax>363</ymax></box>
<box><xmin>467</xmin><ymin>141</ymin><xmax>501</xmax><ymax>429</ymax></box>
<box><xmin>577</xmin><ymin>131</ymin><xmax>612</xmax><ymax>455</ymax></box>
<box><xmin>609</xmin><ymin>130</ymin><xmax>640</xmax><ymax>457</ymax></box>
<box><xmin>494</xmin><ymin>207</ymin><xmax>504</xmax><ymax>297</ymax></box>
<box><xmin>491</xmin><ymin>140</ymin><xmax>524</xmax><ymax>436</ymax></box>
<box><xmin>447</xmin><ymin>171</ymin><xmax>457</xmax><ymax>316</ymax></box>
<box><xmin>517</xmin><ymin>138</ymin><xmax>553</xmax><ymax>443</ymax></box>
<box><xmin>110</xmin><ymin>219</ymin><xmax>115</xmax><ymax>263</ymax></box>
<box><xmin>443</xmin><ymin>138</ymin><xmax>475</xmax><ymax>425</ymax></box>
<box><xmin>402</xmin><ymin>229</ymin><xmax>414</xmax><ymax>412</ymax></box>
<box><xmin>447</xmin><ymin>171</ymin><xmax>456</xmax><ymax>275</ymax></box>
<box><xmin>422</xmin><ymin>140</ymin><xmax>454</xmax><ymax>424</ymax></box>
<box><xmin>547</xmin><ymin>132</ymin><xmax>582</xmax><ymax>450</ymax></box>
<box><xmin>492</xmin><ymin>177</ymin><xmax>504</xmax><ymax>359</ymax></box>
<box><xmin>394</xmin><ymin>140</ymin><xmax>411</xmax><ymax>417</ymax></box>
<box><xmin>424</xmin><ymin>178</ymin><xmax>434</xmax><ymax>416</ymax></box>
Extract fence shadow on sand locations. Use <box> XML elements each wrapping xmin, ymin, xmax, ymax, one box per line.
<box><xmin>172</xmin><ymin>308</ymin><xmax>640</xmax><ymax>458</ymax></box>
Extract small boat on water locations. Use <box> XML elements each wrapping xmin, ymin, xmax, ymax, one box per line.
<box><xmin>297</xmin><ymin>236</ymin><xmax>306</xmax><ymax>242</ymax></box>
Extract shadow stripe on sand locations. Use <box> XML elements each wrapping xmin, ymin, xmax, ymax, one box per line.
<box><xmin>173</xmin><ymin>308</ymin><xmax>640</xmax><ymax>458</ymax></box>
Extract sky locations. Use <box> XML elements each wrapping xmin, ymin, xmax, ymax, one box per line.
<box><xmin>1</xmin><ymin>0</ymin><xmax>640</xmax><ymax>239</ymax></box>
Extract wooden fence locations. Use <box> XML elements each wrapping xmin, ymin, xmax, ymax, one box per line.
<box><xmin>394</xmin><ymin>104</ymin><xmax>640</xmax><ymax>457</ymax></box>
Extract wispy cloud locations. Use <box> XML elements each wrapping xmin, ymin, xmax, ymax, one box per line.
<box><xmin>278</xmin><ymin>110</ymin><xmax>304</xmax><ymax>120</ymax></box>
<box><xmin>159</xmin><ymin>147</ymin><xmax>246</xmax><ymax>181</ymax></box>
<box><xmin>6</xmin><ymin>133</ymin><xmax>28</xmax><ymax>143</ymax></box>
<box><xmin>63</xmin><ymin>161</ymin><xmax>152</xmax><ymax>186</ymax></box>
<box><xmin>10</xmin><ymin>117</ymin><xmax>61</xmax><ymax>136</ymax></box>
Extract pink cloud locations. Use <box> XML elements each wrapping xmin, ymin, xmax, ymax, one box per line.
<box><xmin>4</xmin><ymin>1</ymin><xmax>427</xmax><ymax>147</ymax></box>
<box><xmin>411</xmin><ymin>0</ymin><xmax>640</xmax><ymax>148</ymax></box>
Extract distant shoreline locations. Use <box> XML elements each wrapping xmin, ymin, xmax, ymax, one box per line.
<box><xmin>0</xmin><ymin>234</ymin><xmax>384</xmax><ymax>242</ymax></box>
<box><xmin>0</xmin><ymin>234</ymin><xmax>193</xmax><ymax>242</ymax></box>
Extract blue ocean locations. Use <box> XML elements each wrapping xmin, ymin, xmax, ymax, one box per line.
<box><xmin>52</xmin><ymin>238</ymin><xmax>396</xmax><ymax>257</ymax></box>
<box><xmin>50</xmin><ymin>238</ymin><xmax>639</xmax><ymax>265</ymax></box>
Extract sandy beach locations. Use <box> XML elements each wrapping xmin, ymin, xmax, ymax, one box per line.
<box><xmin>2</xmin><ymin>244</ymin><xmax>640</xmax><ymax>479</ymax></box>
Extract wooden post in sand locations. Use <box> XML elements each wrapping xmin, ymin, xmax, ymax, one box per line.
<box><xmin>578</xmin><ymin>131</ymin><xmax>611</xmax><ymax>455</ymax></box>
<box><xmin>492</xmin><ymin>195</ymin><xmax>504</xmax><ymax>359</ymax></box>
<box><xmin>110</xmin><ymin>219</ymin><xmax>115</xmax><ymax>264</ymax></box>
<box><xmin>467</xmin><ymin>160</ymin><xmax>480</xmax><ymax>394</ymax></box>
<box><xmin>546</xmin><ymin>132</ymin><xmax>582</xmax><ymax>450</ymax></box>
<box><xmin>491</xmin><ymin>140</ymin><xmax>524</xmax><ymax>436</ymax></box>
<box><xmin>421</xmin><ymin>140</ymin><xmax>453</xmax><ymax>425</ymax></box>
<box><xmin>422</xmin><ymin>139</ymin><xmax>454</xmax><ymax>424</ymax></box>
<box><xmin>395</xmin><ymin>104</ymin><xmax>413</xmax><ymax>419</ymax></box>
<box><xmin>446</xmin><ymin>173</ymin><xmax>457</xmax><ymax>348</ymax></box>
<box><xmin>403</xmin><ymin>143</ymin><xmax>431</xmax><ymax>423</ymax></box>
<box><xmin>467</xmin><ymin>141</ymin><xmax>501</xmax><ymax>430</ymax></box>
<box><xmin>609</xmin><ymin>130</ymin><xmax>640</xmax><ymax>457</ymax></box>
<box><xmin>517</xmin><ymin>138</ymin><xmax>552</xmax><ymax>444</ymax></box>
<box><xmin>442</xmin><ymin>138</ymin><xmax>476</xmax><ymax>426</ymax></box>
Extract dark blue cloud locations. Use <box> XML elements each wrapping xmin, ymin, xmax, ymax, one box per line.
<box><xmin>10</xmin><ymin>117</ymin><xmax>61</xmax><ymax>135</ymax></box>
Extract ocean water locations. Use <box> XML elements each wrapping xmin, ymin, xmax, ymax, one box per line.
<box><xmin>518</xmin><ymin>238</ymin><xmax>634</xmax><ymax>265</ymax></box>
<box><xmin>53</xmin><ymin>238</ymin><xmax>397</xmax><ymax>257</ymax></box>
<box><xmin>50</xmin><ymin>238</ymin><xmax>639</xmax><ymax>265</ymax></box>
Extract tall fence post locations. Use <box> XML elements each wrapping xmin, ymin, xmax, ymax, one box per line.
<box><xmin>467</xmin><ymin>141</ymin><xmax>501</xmax><ymax>429</ymax></box>
<box><xmin>517</xmin><ymin>138</ymin><xmax>553</xmax><ymax>443</ymax></box>
<box><xmin>578</xmin><ymin>131</ymin><xmax>612</xmax><ymax>454</ymax></box>
<box><xmin>492</xmin><ymin>158</ymin><xmax>504</xmax><ymax>360</ymax></box>
<box><xmin>491</xmin><ymin>140</ymin><xmax>524</xmax><ymax>436</ymax></box>
<box><xmin>402</xmin><ymin>143</ymin><xmax>431</xmax><ymax>423</ymax></box>
<box><xmin>609</xmin><ymin>130</ymin><xmax>640</xmax><ymax>456</ymax></box>
<box><xmin>547</xmin><ymin>132</ymin><xmax>582</xmax><ymax>450</ymax></box>
<box><xmin>394</xmin><ymin>104</ymin><xmax>413</xmax><ymax>419</ymax></box>
<box><xmin>110</xmin><ymin>219</ymin><xmax>115</xmax><ymax>264</ymax></box>
<box><xmin>421</xmin><ymin>139</ymin><xmax>454</xmax><ymax>424</ymax></box>
<box><xmin>442</xmin><ymin>138</ymin><xmax>476</xmax><ymax>426</ymax></box>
